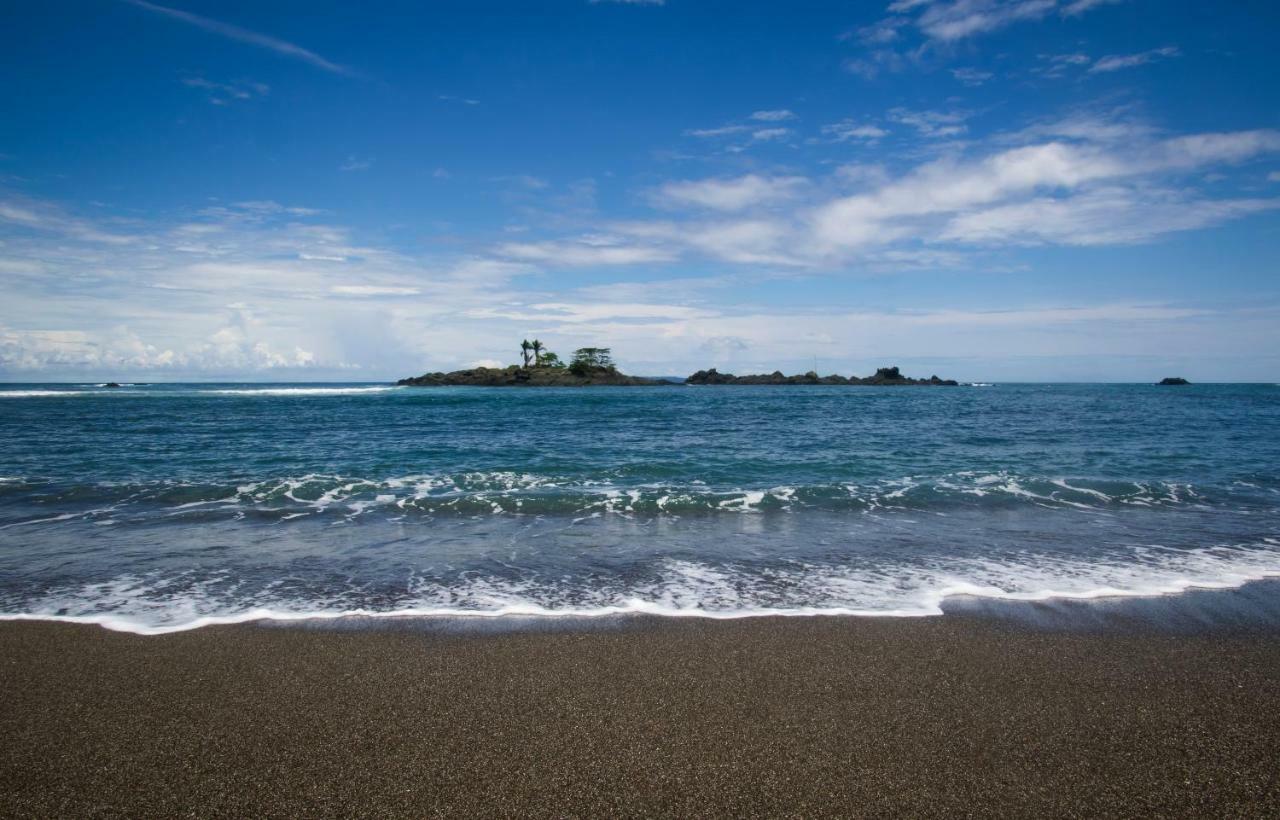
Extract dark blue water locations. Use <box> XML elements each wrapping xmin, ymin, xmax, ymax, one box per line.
<box><xmin>1</xmin><ymin>382</ymin><xmax>1278</xmax><ymax>633</ymax></box>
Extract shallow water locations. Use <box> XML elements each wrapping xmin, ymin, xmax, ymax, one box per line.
<box><xmin>1</xmin><ymin>381</ymin><xmax>1278</xmax><ymax>633</ymax></box>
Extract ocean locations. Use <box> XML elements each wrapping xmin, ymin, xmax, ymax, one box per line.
<box><xmin>1</xmin><ymin>381</ymin><xmax>1278</xmax><ymax>634</ymax></box>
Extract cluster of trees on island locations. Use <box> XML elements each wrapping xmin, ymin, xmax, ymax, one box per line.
<box><xmin>518</xmin><ymin>339</ymin><xmax>615</xmax><ymax>376</ymax></box>
<box><xmin>395</xmin><ymin>341</ymin><xmax>652</xmax><ymax>386</ymax></box>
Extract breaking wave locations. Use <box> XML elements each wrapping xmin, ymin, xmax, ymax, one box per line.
<box><xmin>0</xmin><ymin>390</ymin><xmax>90</xmax><ymax>398</ymax></box>
<box><xmin>0</xmin><ymin>470</ymin><xmax>1254</xmax><ymax>528</ymax></box>
<box><xmin>207</xmin><ymin>386</ymin><xmax>404</xmax><ymax>396</ymax></box>
<box><xmin>4</xmin><ymin>540</ymin><xmax>1279</xmax><ymax>634</ymax></box>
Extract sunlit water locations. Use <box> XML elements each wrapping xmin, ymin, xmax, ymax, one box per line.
<box><xmin>1</xmin><ymin>381</ymin><xmax>1278</xmax><ymax>633</ymax></box>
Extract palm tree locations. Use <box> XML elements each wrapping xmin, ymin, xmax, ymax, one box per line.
<box><xmin>531</xmin><ymin>339</ymin><xmax>544</xmax><ymax>367</ymax></box>
<box><xmin>520</xmin><ymin>339</ymin><xmax>532</xmax><ymax>368</ymax></box>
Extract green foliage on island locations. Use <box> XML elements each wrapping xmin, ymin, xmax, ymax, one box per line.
<box><xmin>568</xmin><ymin>347</ymin><xmax>615</xmax><ymax>377</ymax></box>
<box><xmin>397</xmin><ymin>340</ymin><xmax>660</xmax><ymax>387</ymax></box>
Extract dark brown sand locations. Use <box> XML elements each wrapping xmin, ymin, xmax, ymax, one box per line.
<box><xmin>2</xmin><ymin>615</ymin><xmax>1279</xmax><ymax>818</ymax></box>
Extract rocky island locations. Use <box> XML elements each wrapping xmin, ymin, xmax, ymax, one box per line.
<box><xmin>399</xmin><ymin>342</ymin><xmax>960</xmax><ymax>388</ymax></box>
<box><xmin>398</xmin><ymin>343</ymin><xmax>663</xmax><ymax>387</ymax></box>
<box><xmin>686</xmin><ymin>366</ymin><xmax>958</xmax><ymax>386</ymax></box>
<box><xmin>1157</xmin><ymin>377</ymin><xmax>1191</xmax><ymax>386</ymax></box>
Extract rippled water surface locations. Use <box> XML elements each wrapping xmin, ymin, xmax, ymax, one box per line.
<box><xmin>1</xmin><ymin>381</ymin><xmax>1278</xmax><ymax>632</ymax></box>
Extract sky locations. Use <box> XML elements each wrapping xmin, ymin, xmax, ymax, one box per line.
<box><xmin>2</xmin><ymin>0</ymin><xmax>1279</xmax><ymax>382</ymax></box>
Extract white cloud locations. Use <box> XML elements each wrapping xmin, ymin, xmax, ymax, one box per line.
<box><xmin>912</xmin><ymin>0</ymin><xmax>1059</xmax><ymax>42</ymax></box>
<box><xmin>887</xmin><ymin>107</ymin><xmax>970</xmax><ymax>138</ymax></box>
<box><xmin>1033</xmin><ymin>52</ymin><xmax>1092</xmax><ymax>77</ymax></box>
<box><xmin>181</xmin><ymin>76</ymin><xmax>268</xmax><ymax>105</ymax></box>
<box><xmin>331</xmin><ymin>285</ymin><xmax>420</xmax><ymax>296</ymax></box>
<box><xmin>810</xmin><ymin>130</ymin><xmax>1280</xmax><ymax>250</ymax></box>
<box><xmin>1061</xmin><ymin>0</ymin><xmax>1123</xmax><ymax>15</ymax></box>
<box><xmin>470</xmin><ymin>302</ymin><xmax>712</xmax><ymax>323</ymax></box>
<box><xmin>0</xmin><ymin>198</ymin><xmax>136</xmax><ymax>244</ymax></box>
<box><xmin>1090</xmin><ymin>46</ymin><xmax>1180</xmax><ymax>73</ymax></box>
<box><xmin>685</xmin><ymin>125</ymin><xmax>750</xmax><ymax>138</ymax></box>
<box><xmin>339</xmin><ymin>156</ymin><xmax>373</xmax><ymax>172</ymax></box>
<box><xmin>654</xmin><ymin>175</ymin><xmax>807</xmax><ymax>211</ymax></box>
<box><xmin>1010</xmin><ymin>113</ymin><xmax>1154</xmax><ymax>144</ymax></box>
<box><xmin>849</xmin><ymin>0</ymin><xmax>1129</xmax><ymax>80</ymax></box>
<box><xmin>940</xmin><ymin>187</ymin><xmax>1279</xmax><ymax>245</ymax></box>
<box><xmin>821</xmin><ymin>120</ymin><xmax>890</xmax><ymax>142</ymax></box>
<box><xmin>497</xmin><ymin>238</ymin><xmax>676</xmax><ymax>266</ymax></box>
<box><xmin>0</xmin><ymin>317</ymin><xmax>316</xmax><ymax>373</ymax></box>
<box><xmin>125</xmin><ymin>0</ymin><xmax>351</xmax><ymax>75</ymax></box>
<box><xmin>750</xmin><ymin>109</ymin><xmax>796</xmax><ymax>121</ymax></box>
<box><xmin>751</xmin><ymin>128</ymin><xmax>791</xmax><ymax>141</ymax></box>
<box><xmin>951</xmin><ymin>67</ymin><xmax>993</xmax><ymax>86</ymax></box>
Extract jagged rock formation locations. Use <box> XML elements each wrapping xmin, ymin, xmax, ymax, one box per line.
<box><xmin>397</xmin><ymin>365</ymin><xmax>663</xmax><ymax>387</ymax></box>
<box><xmin>684</xmin><ymin>366</ymin><xmax>958</xmax><ymax>386</ymax></box>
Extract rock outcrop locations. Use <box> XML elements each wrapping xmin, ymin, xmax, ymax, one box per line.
<box><xmin>398</xmin><ymin>365</ymin><xmax>663</xmax><ymax>387</ymax></box>
<box><xmin>1157</xmin><ymin>377</ymin><xmax>1191</xmax><ymax>386</ymax></box>
<box><xmin>684</xmin><ymin>366</ymin><xmax>958</xmax><ymax>386</ymax></box>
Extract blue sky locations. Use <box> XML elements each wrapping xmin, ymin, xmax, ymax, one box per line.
<box><xmin>2</xmin><ymin>0</ymin><xmax>1279</xmax><ymax>381</ymax></box>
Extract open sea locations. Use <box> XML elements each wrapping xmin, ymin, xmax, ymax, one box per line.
<box><xmin>1</xmin><ymin>381</ymin><xmax>1278</xmax><ymax>634</ymax></box>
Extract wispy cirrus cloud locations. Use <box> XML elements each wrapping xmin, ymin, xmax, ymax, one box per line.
<box><xmin>887</xmin><ymin>107</ymin><xmax>971</xmax><ymax>138</ymax></box>
<box><xmin>124</xmin><ymin>0</ymin><xmax>352</xmax><ymax>76</ymax></box>
<box><xmin>1089</xmin><ymin>46</ymin><xmax>1180</xmax><ymax>73</ymax></box>
<box><xmin>847</xmin><ymin>0</ymin><xmax>1128</xmax><ymax>79</ymax></box>
<box><xmin>951</xmin><ymin>67</ymin><xmax>993</xmax><ymax>86</ymax></box>
<box><xmin>496</xmin><ymin>236</ymin><xmax>677</xmax><ymax>266</ymax></box>
<box><xmin>339</xmin><ymin>156</ymin><xmax>374</xmax><ymax>172</ymax></box>
<box><xmin>653</xmin><ymin>175</ymin><xmax>808</xmax><ymax>212</ymax></box>
<box><xmin>887</xmin><ymin>0</ymin><xmax>1123</xmax><ymax>44</ymax></box>
<box><xmin>750</xmin><ymin>109</ymin><xmax>797</xmax><ymax>122</ymax></box>
<box><xmin>181</xmin><ymin>76</ymin><xmax>269</xmax><ymax>105</ymax></box>
<box><xmin>820</xmin><ymin>120</ymin><xmax>890</xmax><ymax>142</ymax></box>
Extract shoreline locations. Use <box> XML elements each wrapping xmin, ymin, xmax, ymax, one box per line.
<box><xmin>6</xmin><ymin>576</ymin><xmax>1280</xmax><ymax>637</ymax></box>
<box><xmin>3</xmin><ymin>610</ymin><xmax>1279</xmax><ymax>816</ymax></box>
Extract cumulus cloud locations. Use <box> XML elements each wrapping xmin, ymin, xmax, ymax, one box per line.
<box><xmin>810</xmin><ymin>129</ymin><xmax>1280</xmax><ymax>251</ymax></box>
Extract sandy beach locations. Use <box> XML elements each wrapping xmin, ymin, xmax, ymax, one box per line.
<box><xmin>2</xmin><ymin>611</ymin><xmax>1278</xmax><ymax>817</ymax></box>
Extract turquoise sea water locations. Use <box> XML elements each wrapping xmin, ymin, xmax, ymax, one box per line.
<box><xmin>1</xmin><ymin>382</ymin><xmax>1278</xmax><ymax>633</ymax></box>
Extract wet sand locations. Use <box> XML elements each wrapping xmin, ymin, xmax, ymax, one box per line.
<box><xmin>1</xmin><ymin>614</ymin><xmax>1278</xmax><ymax>817</ymax></box>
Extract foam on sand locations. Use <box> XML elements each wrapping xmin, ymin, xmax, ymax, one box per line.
<box><xmin>4</xmin><ymin>540</ymin><xmax>1277</xmax><ymax>635</ymax></box>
